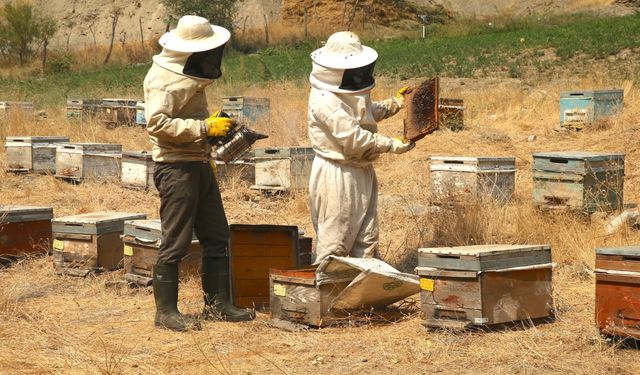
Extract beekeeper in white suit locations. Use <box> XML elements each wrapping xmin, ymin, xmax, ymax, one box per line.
<box><xmin>308</xmin><ymin>31</ymin><xmax>415</xmax><ymax>265</ymax></box>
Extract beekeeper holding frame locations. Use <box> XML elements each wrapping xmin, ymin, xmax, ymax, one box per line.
<box><xmin>307</xmin><ymin>31</ymin><xmax>415</xmax><ymax>265</ymax></box>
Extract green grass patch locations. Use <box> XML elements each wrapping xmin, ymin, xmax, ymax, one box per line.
<box><xmin>1</xmin><ymin>13</ymin><xmax>639</xmax><ymax>106</ymax></box>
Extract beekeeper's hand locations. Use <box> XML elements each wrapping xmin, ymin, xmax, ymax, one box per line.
<box><xmin>394</xmin><ymin>86</ymin><xmax>412</xmax><ymax>108</ymax></box>
<box><xmin>205</xmin><ymin>112</ymin><xmax>235</xmax><ymax>137</ymax></box>
<box><xmin>389</xmin><ymin>137</ymin><xmax>415</xmax><ymax>154</ymax></box>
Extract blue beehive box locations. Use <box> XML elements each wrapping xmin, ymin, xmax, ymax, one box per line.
<box><xmin>135</xmin><ymin>101</ymin><xmax>146</xmax><ymax>126</ymax></box>
<box><xmin>532</xmin><ymin>151</ymin><xmax>625</xmax><ymax>212</ymax></box>
<box><xmin>559</xmin><ymin>89</ymin><xmax>623</xmax><ymax>128</ymax></box>
<box><xmin>222</xmin><ymin>96</ymin><xmax>270</xmax><ymax>125</ymax></box>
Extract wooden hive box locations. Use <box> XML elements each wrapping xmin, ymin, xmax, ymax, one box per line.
<box><xmin>122</xmin><ymin>219</ymin><xmax>202</xmax><ymax>286</ymax></box>
<box><xmin>55</xmin><ymin>143</ymin><xmax>122</xmax><ymax>182</ymax></box>
<box><xmin>0</xmin><ymin>206</ymin><xmax>53</xmax><ymax>258</ymax></box>
<box><xmin>429</xmin><ymin>156</ymin><xmax>516</xmax><ymax>204</ymax></box>
<box><xmin>439</xmin><ymin>98</ymin><xmax>464</xmax><ymax>131</ymax></box>
<box><xmin>66</xmin><ymin>98</ymin><xmax>103</xmax><ymax>122</ymax></box>
<box><xmin>595</xmin><ymin>246</ymin><xmax>640</xmax><ymax>339</ymax></box>
<box><xmin>560</xmin><ymin>89</ymin><xmax>623</xmax><ymax>129</ymax></box>
<box><xmin>102</xmin><ymin>98</ymin><xmax>138</xmax><ymax>126</ymax></box>
<box><xmin>416</xmin><ymin>244</ymin><xmax>554</xmax><ymax>329</ymax></box>
<box><xmin>135</xmin><ymin>101</ymin><xmax>146</xmax><ymax>126</ymax></box>
<box><xmin>222</xmin><ymin>96</ymin><xmax>270</xmax><ymax>125</ymax></box>
<box><xmin>269</xmin><ymin>267</ymin><xmax>352</xmax><ymax>327</ymax></box>
<box><xmin>5</xmin><ymin>136</ymin><xmax>70</xmax><ymax>173</ymax></box>
<box><xmin>532</xmin><ymin>152</ymin><xmax>624</xmax><ymax>212</ymax></box>
<box><xmin>52</xmin><ymin>211</ymin><xmax>146</xmax><ymax>277</ymax></box>
<box><xmin>229</xmin><ymin>224</ymin><xmax>313</xmax><ymax>309</ymax></box>
<box><xmin>251</xmin><ymin>147</ymin><xmax>315</xmax><ymax>193</ymax></box>
<box><xmin>121</xmin><ymin>151</ymin><xmax>155</xmax><ymax>191</ymax></box>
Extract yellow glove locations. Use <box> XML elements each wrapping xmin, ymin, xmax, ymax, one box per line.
<box><xmin>205</xmin><ymin>111</ymin><xmax>235</xmax><ymax>137</ymax></box>
<box><xmin>394</xmin><ymin>86</ymin><xmax>412</xmax><ymax>108</ymax></box>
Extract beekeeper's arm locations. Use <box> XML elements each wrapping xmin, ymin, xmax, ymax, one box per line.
<box><xmin>324</xmin><ymin>106</ymin><xmax>412</xmax><ymax>157</ymax></box>
<box><xmin>371</xmin><ymin>86</ymin><xmax>410</xmax><ymax>122</ymax></box>
<box><xmin>145</xmin><ymin>88</ymin><xmax>208</xmax><ymax>143</ymax></box>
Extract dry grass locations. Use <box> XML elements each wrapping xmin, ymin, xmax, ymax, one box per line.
<box><xmin>1</xmin><ymin>69</ymin><xmax>640</xmax><ymax>373</ymax></box>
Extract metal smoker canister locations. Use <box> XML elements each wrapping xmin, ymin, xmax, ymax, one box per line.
<box><xmin>215</xmin><ymin>125</ymin><xmax>268</xmax><ymax>163</ymax></box>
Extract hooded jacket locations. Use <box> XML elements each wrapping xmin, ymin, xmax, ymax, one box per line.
<box><xmin>307</xmin><ymin>62</ymin><xmax>402</xmax><ymax>167</ymax></box>
<box><xmin>144</xmin><ymin>50</ymin><xmax>212</xmax><ymax>163</ymax></box>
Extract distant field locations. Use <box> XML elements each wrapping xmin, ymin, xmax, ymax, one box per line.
<box><xmin>0</xmin><ymin>13</ymin><xmax>639</xmax><ymax>106</ymax></box>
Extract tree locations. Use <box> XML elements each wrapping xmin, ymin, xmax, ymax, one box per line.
<box><xmin>38</xmin><ymin>17</ymin><xmax>57</xmax><ymax>73</ymax></box>
<box><xmin>161</xmin><ymin>0</ymin><xmax>238</xmax><ymax>37</ymax></box>
<box><xmin>0</xmin><ymin>1</ymin><xmax>57</xmax><ymax>67</ymax></box>
<box><xmin>2</xmin><ymin>1</ymin><xmax>39</xmax><ymax>66</ymax></box>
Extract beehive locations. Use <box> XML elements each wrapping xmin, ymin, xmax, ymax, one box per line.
<box><xmin>417</xmin><ymin>244</ymin><xmax>554</xmax><ymax>329</ymax></box>
<box><xmin>229</xmin><ymin>224</ymin><xmax>313</xmax><ymax>309</ymax></box>
<box><xmin>55</xmin><ymin>143</ymin><xmax>122</xmax><ymax>182</ymax></box>
<box><xmin>0</xmin><ymin>101</ymin><xmax>33</xmax><ymax>115</ymax></box>
<box><xmin>66</xmin><ymin>98</ymin><xmax>103</xmax><ymax>122</ymax></box>
<box><xmin>121</xmin><ymin>151</ymin><xmax>155</xmax><ymax>190</ymax></box>
<box><xmin>214</xmin><ymin>159</ymin><xmax>255</xmax><ymax>185</ymax></box>
<box><xmin>52</xmin><ymin>211</ymin><xmax>146</xmax><ymax>277</ymax></box>
<box><xmin>429</xmin><ymin>156</ymin><xmax>516</xmax><ymax>204</ymax></box>
<box><xmin>560</xmin><ymin>89</ymin><xmax>623</xmax><ymax>129</ymax></box>
<box><xmin>252</xmin><ymin>147</ymin><xmax>315</xmax><ymax>192</ymax></box>
<box><xmin>532</xmin><ymin>151</ymin><xmax>624</xmax><ymax>212</ymax></box>
<box><xmin>595</xmin><ymin>246</ymin><xmax>640</xmax><ymax>339</ymax></box>
<box><xmin>102</xmin><ymin>98</ymin><xmax>138</xmax><ymax>126</ymax></box>
<box><xmin>439</xmin><ymin>98</ymin><xmax>464</xmax><ymax>131</ymax></box>
<box><xmin>5</xmin><ymin>136</ymin><xmax>70</xmax><ymax>173</ymax></box>
<box><xmin>122</xmin><ymin>220</ymin><xmax>202</xmax><ymax>286</ymax></box>
<box><xmin>135</xmin><ymin>101</ymin><xmax>146</xmax><ymax>126</ymax></box>
<box><xmin>0</xmin><ymin>206</ymin><xmax>53</xmax><ymax>258</ymax></box>
<box><xmin>222</xmin><ymin>96</ymin><xmax>270</xmax><ymax>125</ymax></box>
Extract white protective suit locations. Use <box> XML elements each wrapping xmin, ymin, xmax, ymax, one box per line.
<box><xmin>308</xmin><ymin>62</ymin><xmax>403</xmax><ymax>264</ymax></box>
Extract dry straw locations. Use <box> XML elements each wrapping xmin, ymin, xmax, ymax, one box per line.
<box><xmin>1</xmin><ymin>74</ymin><xmax>640</xmax><ymax>373</ymax></box>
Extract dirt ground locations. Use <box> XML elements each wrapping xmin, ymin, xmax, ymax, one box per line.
<box><xmin>2</xmin><ymin>71</ymin><xmax>640</xmax><ymax>373</ymax></box>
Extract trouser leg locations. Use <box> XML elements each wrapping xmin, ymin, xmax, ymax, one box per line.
<box><xmin>192</xmin><ymin>163</ymin><xmax>254</xmax><ymax>322</ymax></box>
<box><xmin>310</xmin><ymin>157</ymin><xmax>372</xmax><ymax>264</ymax></box>
<box><xmin>152</xmin><ymin>162</ymin><xmax>203</xmax><ymax>331</ymax></box>
<box><xmin>155</xmin><ymin>162</ymin><xmax>200</xmax><ymax>265</ymax></box>
<box><xmin>351</xmin><ymin>166</ymin><xmax>379</xmax><ymax>259</ymax></box>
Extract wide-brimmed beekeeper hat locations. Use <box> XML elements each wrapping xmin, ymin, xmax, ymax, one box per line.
<box><xmin>310</xmin><ymin>31</ymin><xmax>378</xmax><ymax>69</ymax></box>
<box><xmin>159</xmin><ymin>15</ymin><xmax>230</xmax><ymax>53</ymax></box>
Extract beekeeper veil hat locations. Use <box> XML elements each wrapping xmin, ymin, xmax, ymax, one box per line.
<box><xmin>153</xmin><ymin>15</ymin><xmax>231</xmax><ymax>79</ymax></box>
<box><xmin>309</xmin><ymin>31</ymin><xmax>378</xmax><ymax>93</ymax></box>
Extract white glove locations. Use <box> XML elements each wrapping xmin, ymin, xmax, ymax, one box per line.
<box><xmin>389</xmin><ymin>137</ymin><xmax>415</xmax><ymax>154</ymax></box>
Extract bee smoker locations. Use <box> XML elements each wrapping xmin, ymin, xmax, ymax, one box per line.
<box><xmin>209</xmin><ymin>117</ymin><xmax>268</xmax><ymax>163</ymax></box>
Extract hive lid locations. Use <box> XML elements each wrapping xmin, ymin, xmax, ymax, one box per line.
<box><xmin>532</xmin><ymin>151</ymin><xmax>625</xmax><ymax>162</ymax></box>
<box><xmin>403</xmin><ymin>77</ymin><xmax>439</xmax><ymax>142</ymax></box>
<box><xmin>596</xmin><ymin>246</ymin><xmax>640</xmax><ymax>256</ymax></box>
<box><xmin>53</xmin><ymin>211</ymin><xmax>146</xmax><ymax>234</ymax></box>
<box><xmin>419</xmin><ymin>244</ymin><xmax>550</xmax><ymax>257</ymax></box>
<box><xmin>560</xmin><ymin>89</ymin><xmax>624</xmax><ymax>98</ymax></box>
<box><xmin>418</xmin><ymin>244</ymin><xmax>552</xmax><ymax>271</ymax></box>
<box><xmin>57</xmin><ymin>143</ymin><xmax>122</xmax><ymax>153</ymax></box>
<box><xmin>0</xmin><ymin>205</ymin><xmax>53</xmax><ymax>223</ymax></box>
<box><xmin>6</xmin><ymin>136</ymin><xmax>70</xmax><ymax>144</ymax></box>
<box><xmin>429</xmin><ymin>156</ymin><xmax>516</xmax><ymax>172</ymax></box>
<box><xmin>255</xmin><ymin>147</ymin><xmax>315</xmax><ymax>158</ymax></box>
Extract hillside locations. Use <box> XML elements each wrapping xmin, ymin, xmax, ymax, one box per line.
<box><xmin>29</xmin><ymin>0</ymin><xmax>640</xmax><ymax>51</ymax></box>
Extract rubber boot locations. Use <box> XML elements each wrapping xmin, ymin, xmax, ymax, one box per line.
<box><xmin>153</xmin><ymin>264</ymin><xmax>201</xmax><ymax>331</ymax></box>
<box><xmin>202</xmin><ymin>257</ymin><xmax>256</xmax><ymax>322</ymax></box>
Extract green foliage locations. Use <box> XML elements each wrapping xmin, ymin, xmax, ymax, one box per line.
<box><xmin>160</xmin><ymin>0</ymin><xmax>237</xmax><ymax>35</ymax></box>
<box><xmin>47</xmin><ymin>52</ymin><xmax>75</xmax><ymax>73</ymax></box>
<box><xmin>1</xmin><ymin>12</ymin><xmax>640</xmax><ymax>104</ymax></box>
<box><xmin>0</xmin><ymin>1</ymin><xmax>57</xmax><ymax>66</ymax></box>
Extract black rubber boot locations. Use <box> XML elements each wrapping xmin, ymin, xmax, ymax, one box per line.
<box><xmin>153</xmin><ymin>264</ymin><xmax>201</xmax><ymax>331</ymax></box>
<box><xmin>202</xmin><ymin>257</ymin><xmax>256</xmax><ymax>322</ymax></box>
